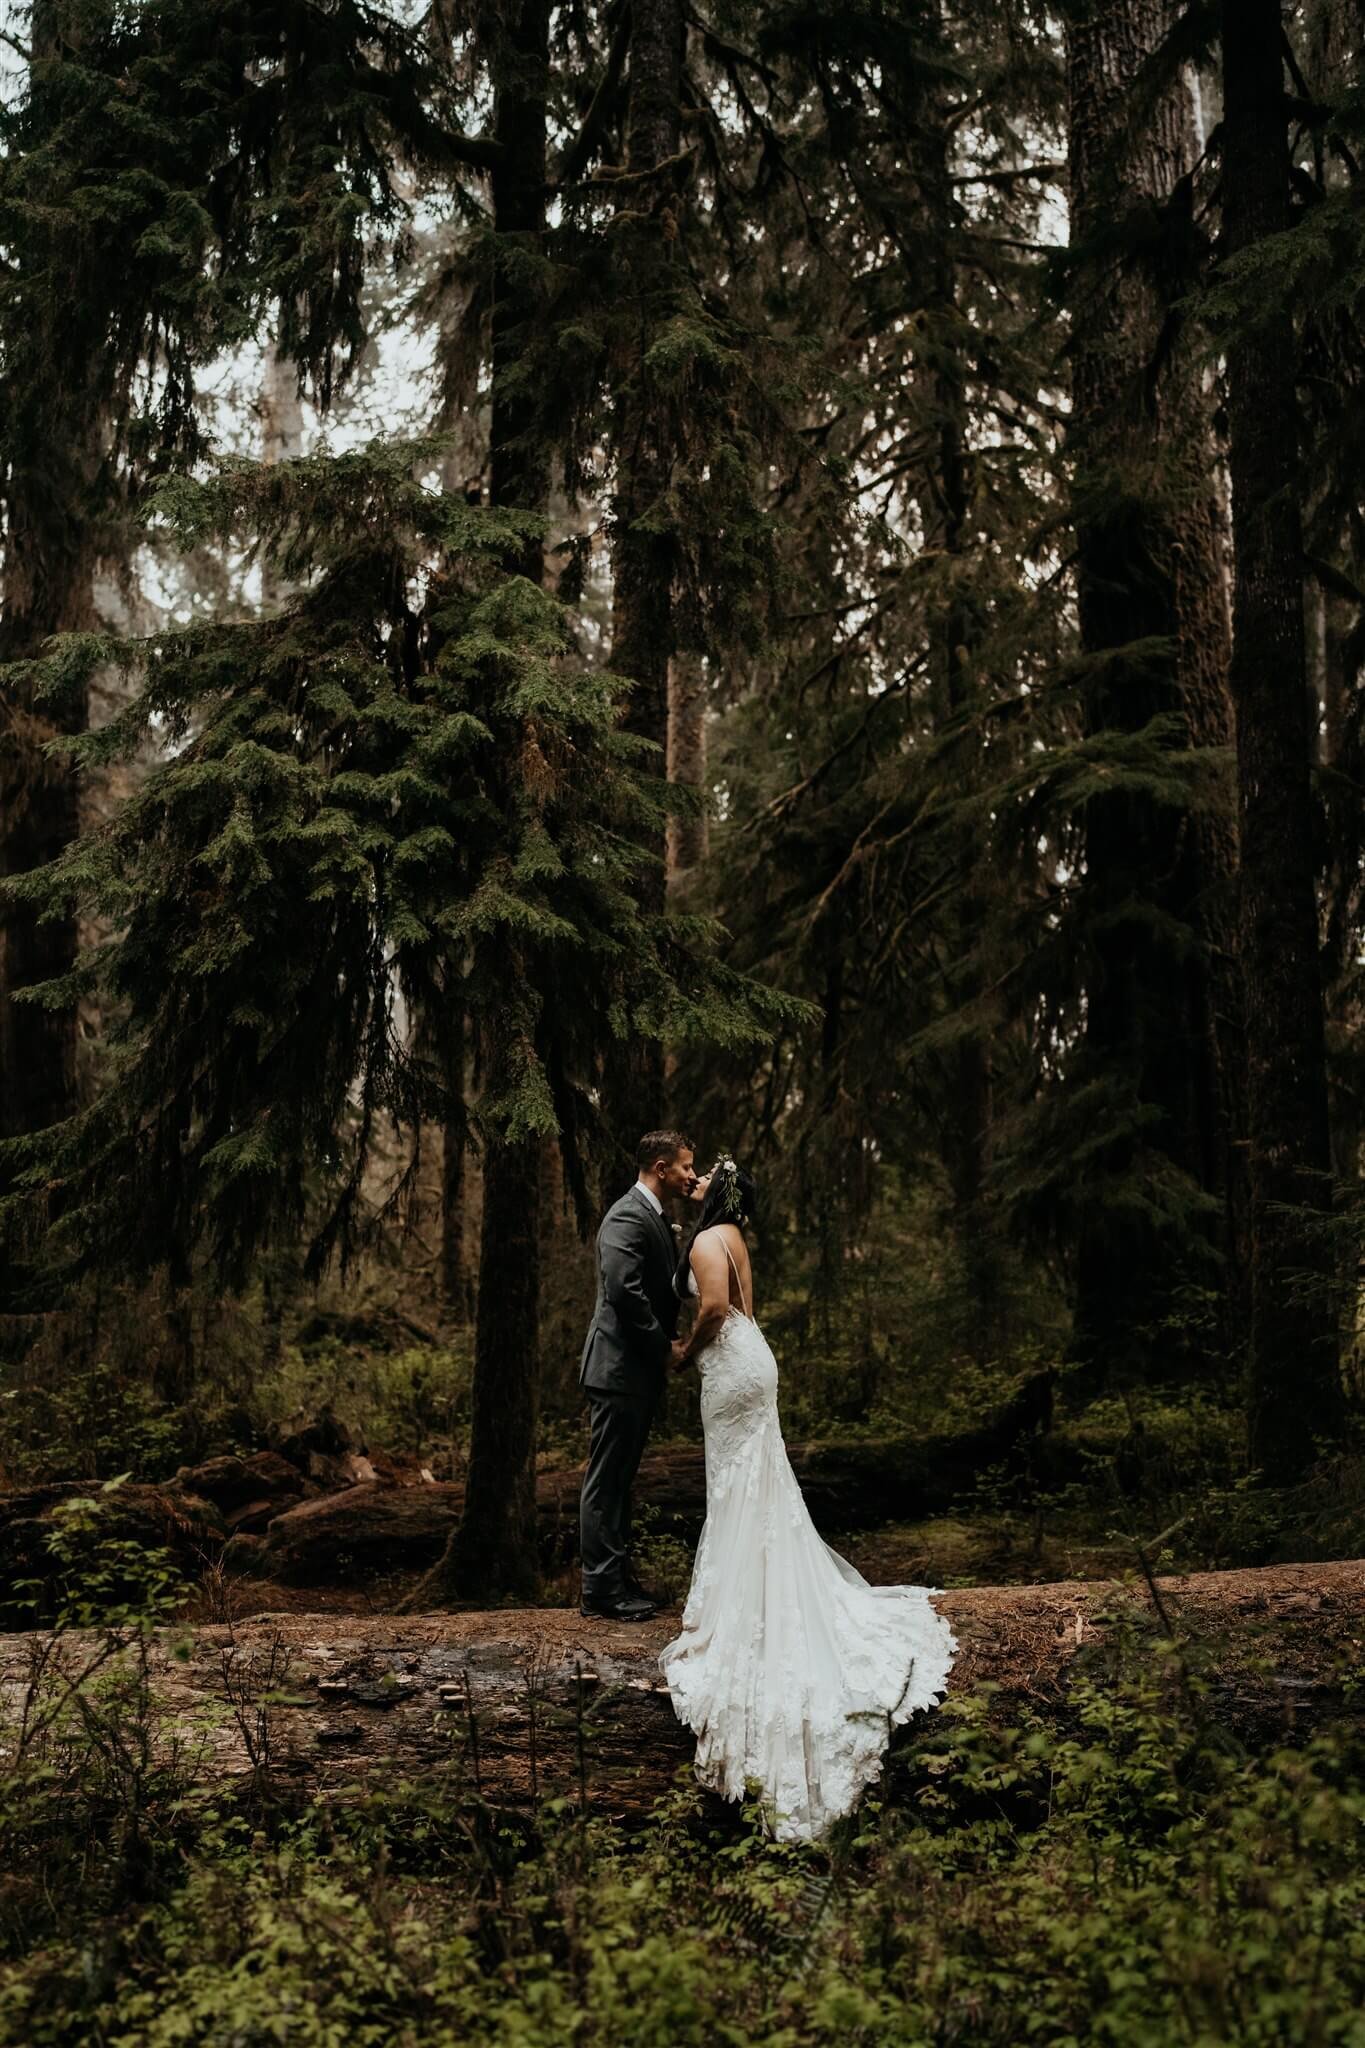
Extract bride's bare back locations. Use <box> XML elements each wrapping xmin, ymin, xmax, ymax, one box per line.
<box><xmin>689</xmin><ymin>1221</ymin><xmax>752</xmax><ymax>1323</ymax></box>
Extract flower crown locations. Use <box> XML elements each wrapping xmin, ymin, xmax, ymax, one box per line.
<box><xmin>708</xmin><ymin>1154</ymin><xmax>746</xmax><ymax>1222</ymax></box>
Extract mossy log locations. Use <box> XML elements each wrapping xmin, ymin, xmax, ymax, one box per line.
<box><xmin>1</xmin><ymin>1561</ymin><xmax>1359</xmax><ymax>1820</ymax></box>
<box><xmin>0</xmin><ymin>1376</ymin><xmax>1064</xmax><ymax>1603</ymax></box>
<box><xmin>537</xmin><ymin>1366</ymin><xmax>1063</xmax><ymax>1559</ymax></box>
<box><xmin>231</xmin><ymin>1371</ymin><xmax>1065</xmax><ymax>1585</ymax></box>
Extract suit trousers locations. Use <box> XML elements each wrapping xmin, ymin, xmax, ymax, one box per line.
<box><xmin>579</xmin><ymin>1381</ymin><xmax>660</xmax><ymax>1596</ymax></box>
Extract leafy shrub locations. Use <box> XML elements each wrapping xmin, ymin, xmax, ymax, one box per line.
<box><xmin>9</xmin><ymin>1477</ymin><xmax>189</xmax><ymax>1631</ymax></box>
<box><xmin>1</xmin><ymin>1361</ymin><xmax>188</xmax><ymax>1486</ymax></box>
<box><xmin>264</xmin><ymin>1338</ymin><xmax>474</xmax><ymax>1468</ymax></box>
<box><xmin>2</xmin><ymin>1610</ymin><xmax>1362</xmax><ymax>2045</ymax></box>
<box><xmin>627</xmin><ymin>1498</ymin><xmax>695</xmax><ymax>1606</ymax></box>
<box><xmin>0</xmin><ymin>1482</ymin><xmax>194</xmax><ymax>1957</ymax></box>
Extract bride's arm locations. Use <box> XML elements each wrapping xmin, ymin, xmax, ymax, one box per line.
<box><xmin>675</xmin><ymin>1233</ymin><xmax>728</xmax><ymax>1371</ymax></box>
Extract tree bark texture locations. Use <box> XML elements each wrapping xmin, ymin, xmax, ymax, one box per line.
<box><xmin>922</xmin><ymin>60</ymin><xmax>1000</xmax><ymax>1339</ymax></box>
<box><xmin>1220</xmin><ymin>0</ymin><xmax>1343</xmax><ymax>1476</ymax></box>
<box><xmin>439</xmin><ymin>1136</ymin><xmax>544</xmax><ymax>1600</ymax></box>
<box><xmin>439</xmin><ymin>1003</ymin><xmax>472</xmax><ymax>1321</ymax></box>
<box><xmin>0</xmin><ymin>4</ymin><xmax>104</xmax><ymax>1331</ymax></box>
<box><xmin>1064</xmin><ymin>0</ymin><xmax>1243</xmax><ymax>1387</ymax></box>
<box><xmin>1318</xmin><ymin>583</ymin><xmax>1364</xmax><ymax>1391</ymax></box>
<box><xmin>486</xmin><ymin>0</ymin><xmax>551</xmax><ymax>582</ymax></box>
<box><xmin>665</xmin><ymin>652</ymin><xmax>708</xmax><ymax>879</ymax></box>
<box><xmin>0</xmin><ymin>0</ymin><xmax>98</xmax><ymax>1146</ymax></box>
<box><xmin>609</xmin><ymin>0</ymin><xmax>686</xmax><ymax>757</ymax></box>
<box><xmin>5</xmin><ymin>1561</ymin><xmax>1358</xmax><ymax>1816</ymax></box>
<box><xmin>602</xmin><ymin>0</ymin><xmax>689</xmax><ymax>1177</ymax></box>
<box><xmin>423</xmin><ymin>0</ymin><xmax>552</xmax><ymax>1600</ymax></box>
<box><xmin>0</xmin><ymin>617</ymin><xmax>88</xmax><ymax>1144</ymax></box>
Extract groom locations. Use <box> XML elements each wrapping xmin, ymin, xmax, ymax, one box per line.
<box><xmin>577</xmin><ymin>1130</ymin><xmax>697</xmax><ymax>1620</ymax></box>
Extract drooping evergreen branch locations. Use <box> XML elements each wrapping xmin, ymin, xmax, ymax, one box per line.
<box><xmin>0</xmin><ymin>440</ymin><xmax>809</xmax><ymax>1302</ymax></box>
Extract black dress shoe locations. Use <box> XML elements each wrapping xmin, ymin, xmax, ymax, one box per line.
<box><xmin>579</xmin><ymin>1590</ymin><xmax>658</xmax><ymax>1621</ymax></box>
<box><xmin>622</xmin><ymin>1571</ymin><xmax>658</xmax><ymax>1605</ymax></box>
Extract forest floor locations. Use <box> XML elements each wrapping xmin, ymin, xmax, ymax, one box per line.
<box><xmin>5</xmin><ymin>1392</ymin><xmax>1365</xmax><ymax>2045</ymax></box>
<box><xmin>185</xmin><ymin>1514</ymin><xmax>1135</xmax><ymax>1625</ymax></box>
<box><xmin>9</xmin><ymin>1558</ymin><xmax>1360</xmax><ymax>1822</ymax></box>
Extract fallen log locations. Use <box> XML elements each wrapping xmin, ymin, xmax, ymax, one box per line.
<box><xmin>0</xmin><ymin>1375</ymin><xmax>1062</xmax><ymax>1599</ymax></box>
<box><xmin>1</xmin><ymin>1561</ymin><xmax>1359</xmax><ymax>1819</ymax></box>
<box><xmin>235</xmin><ymin>1372</ymin><xmax>1064</xmax><ymax>1585</ymax></box>
<box><xmin>243</xmin><ymin>1483</ymin><xmax>464</xmax><ymax>1582</ymax></box>
<box><xmin>537</xmin><ymin>1368</ymin><xmax>1062</xmax><ymax>1557</ymax></box>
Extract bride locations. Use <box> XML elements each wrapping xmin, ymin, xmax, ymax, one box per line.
<box><xmin>658</xmin><ymin>1156</ymin><xmax>957</xmax><ymax>1843</ymax></box>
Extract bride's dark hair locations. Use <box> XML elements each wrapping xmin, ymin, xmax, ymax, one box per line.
<box><xmin>674</xmin><ymin>1157</ymin><xmax>758</xmax><ymax>1296</ymax></box>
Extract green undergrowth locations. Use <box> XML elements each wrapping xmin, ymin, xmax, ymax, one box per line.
<box><xmin>839</xmin><ymin>1460</ymin><xmax>1365</xmax><ymax>1592</ymax></box>
<box><xmin>1</xmin><ymin>1586</ymin><xmax>1363</xmax><ymax>2047</ymax></box>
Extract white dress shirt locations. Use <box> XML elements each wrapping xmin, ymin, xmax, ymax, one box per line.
<box><xmin>635</xmin><ymin>1177</ymin><xmax>663</xmax><ymax>1215</ymax></box>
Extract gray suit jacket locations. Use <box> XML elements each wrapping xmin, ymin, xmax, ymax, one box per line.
<box><xmin>579</xmin><ymin>1186</ymin><xmax>682</xmax><ymax>1395</ymax></box>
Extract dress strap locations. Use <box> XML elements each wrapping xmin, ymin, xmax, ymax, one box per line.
<box><xmin>719</xmin><ymin>1233</ymin><xmax>750</xmax><ymax>1318</ymax></box>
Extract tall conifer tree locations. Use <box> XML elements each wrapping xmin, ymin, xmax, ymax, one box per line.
<box><xmin>702</xmin><ymin>2</ymin><xmax>1068</xmax><ymax>1333</ymax></box>
<box><xmin>425</xmin><ymin>0</ymin><xmax>555</xmax><ymax>1602</ymax></box>
<box><xmin>0</xmin><ymin>0</ymin><xmax>463</xmax><ymax>1296</ymax></box>
<box><xmin>1063</xmin><ymin>0</ymin><xmax>1242</xmax><ymax>1388</ymax></box>
<box><xmin>1219</xmin><ymin>0</ymin><xmax>1343</xmax><ymax>1475</ymax></box>
<box><xmin>599</xmin><ymin>0</ymin><xmax>690</xmax><ymax>1175</ymax></box>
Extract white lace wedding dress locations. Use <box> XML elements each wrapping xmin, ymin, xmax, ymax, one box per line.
<box><xmin>659</xmin><ymin>1241</ymin><xmax>958</xmax><ymax>1842</ymax></box>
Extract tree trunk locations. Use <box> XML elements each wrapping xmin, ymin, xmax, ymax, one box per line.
<box><xmin>258</xmin><ymin>337</ymin><xmax>304</xmax><ymax>614</ymax></box>
<box><xmin>609</xmin><ymin>0</ymin><xmax>686</xmax><ymax>756</ymax></box>
<box><xmin>602</xmin><ymin>0</ymin><xmax>688</xmax><ymax>1180</ymax></box>
<box><xmin>1318</xmin><ymin>581</ymin><xmax>1364</xmax><ymax>1396</ymax></box>
<box><xmin>439</xmin><ymin>1003</ymin><xmax>472</xmax><ymax>1321</ymax></box>
<box><xmin>1220</xmin><ymin>0</ymin><xmax>1343</xmax><ymax>1477</ymax></box>
<box><xmin>484</xmin><ymin>0</ymin><xmax>551</xmax><ymax>591</ymax></box>
<box><xmin>0</xmin><ymin>7</ymin><xmax>104</xmax><ymax>1334</ymax></box>
<box><xmin>0</xmin><ymin>621</ymin><xmax>88</xmax><ymax>1145</ymax></box>
<box><xmin>0</xmin><ymin>494</ymin><xmax>95</xmax><ymax>1336</ymax></box>
<box><xmin>11</xmin><ymin>1560</ymin><xmax>1360</xmax><ymax>1814</ymax></box>
<box><xmin>0</xmin><ymin>13</ymin><xmax>97</xmax><ymax>1151</ymax></box>
<box><xmin>922</xmin><ymin>67</ymin><xmax>1001</xmax><ymax>1348</ymax></box>
<box><xmin>1064</xmin><ymin>0</ymin><xmax>1241</xmax><ymax>1390</ymax></box>
<box><xmin>439</xmin><ymin>1136</ymin><xmax>543</xmax><ymax>1599</ymax></box>
<box><xmin>666</xmin><ymin>652</ymin><xmax>708</xmax><ymax>880</ymax></box>
<box><xmin>416</xmin><ymin>0</ymin><xmax>551</xmax><ymax>1603</ymax></box>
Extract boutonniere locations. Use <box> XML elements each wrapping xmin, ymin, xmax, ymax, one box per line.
<box><xmin>670</xmin><ymin>1221</ymin><xmax>683</xmax><ymax>1236</ymax></box>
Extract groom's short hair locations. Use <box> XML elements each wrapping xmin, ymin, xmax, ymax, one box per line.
<box><xmin>638</xmin><ymin>1129</ymin><xmax>691</xmax><ymax>1171</ymax></box>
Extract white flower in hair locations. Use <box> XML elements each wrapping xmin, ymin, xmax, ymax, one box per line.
<box><xmin>708</xmin><ymin>1154</ymin><xmax>745</xmax><ymax>1219</ymax></box>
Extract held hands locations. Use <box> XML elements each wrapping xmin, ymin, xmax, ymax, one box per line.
<box><xmin>670</xmin><ymin>1339</ymin><xmax>691</xmax><ymax>1374</ymax></box>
